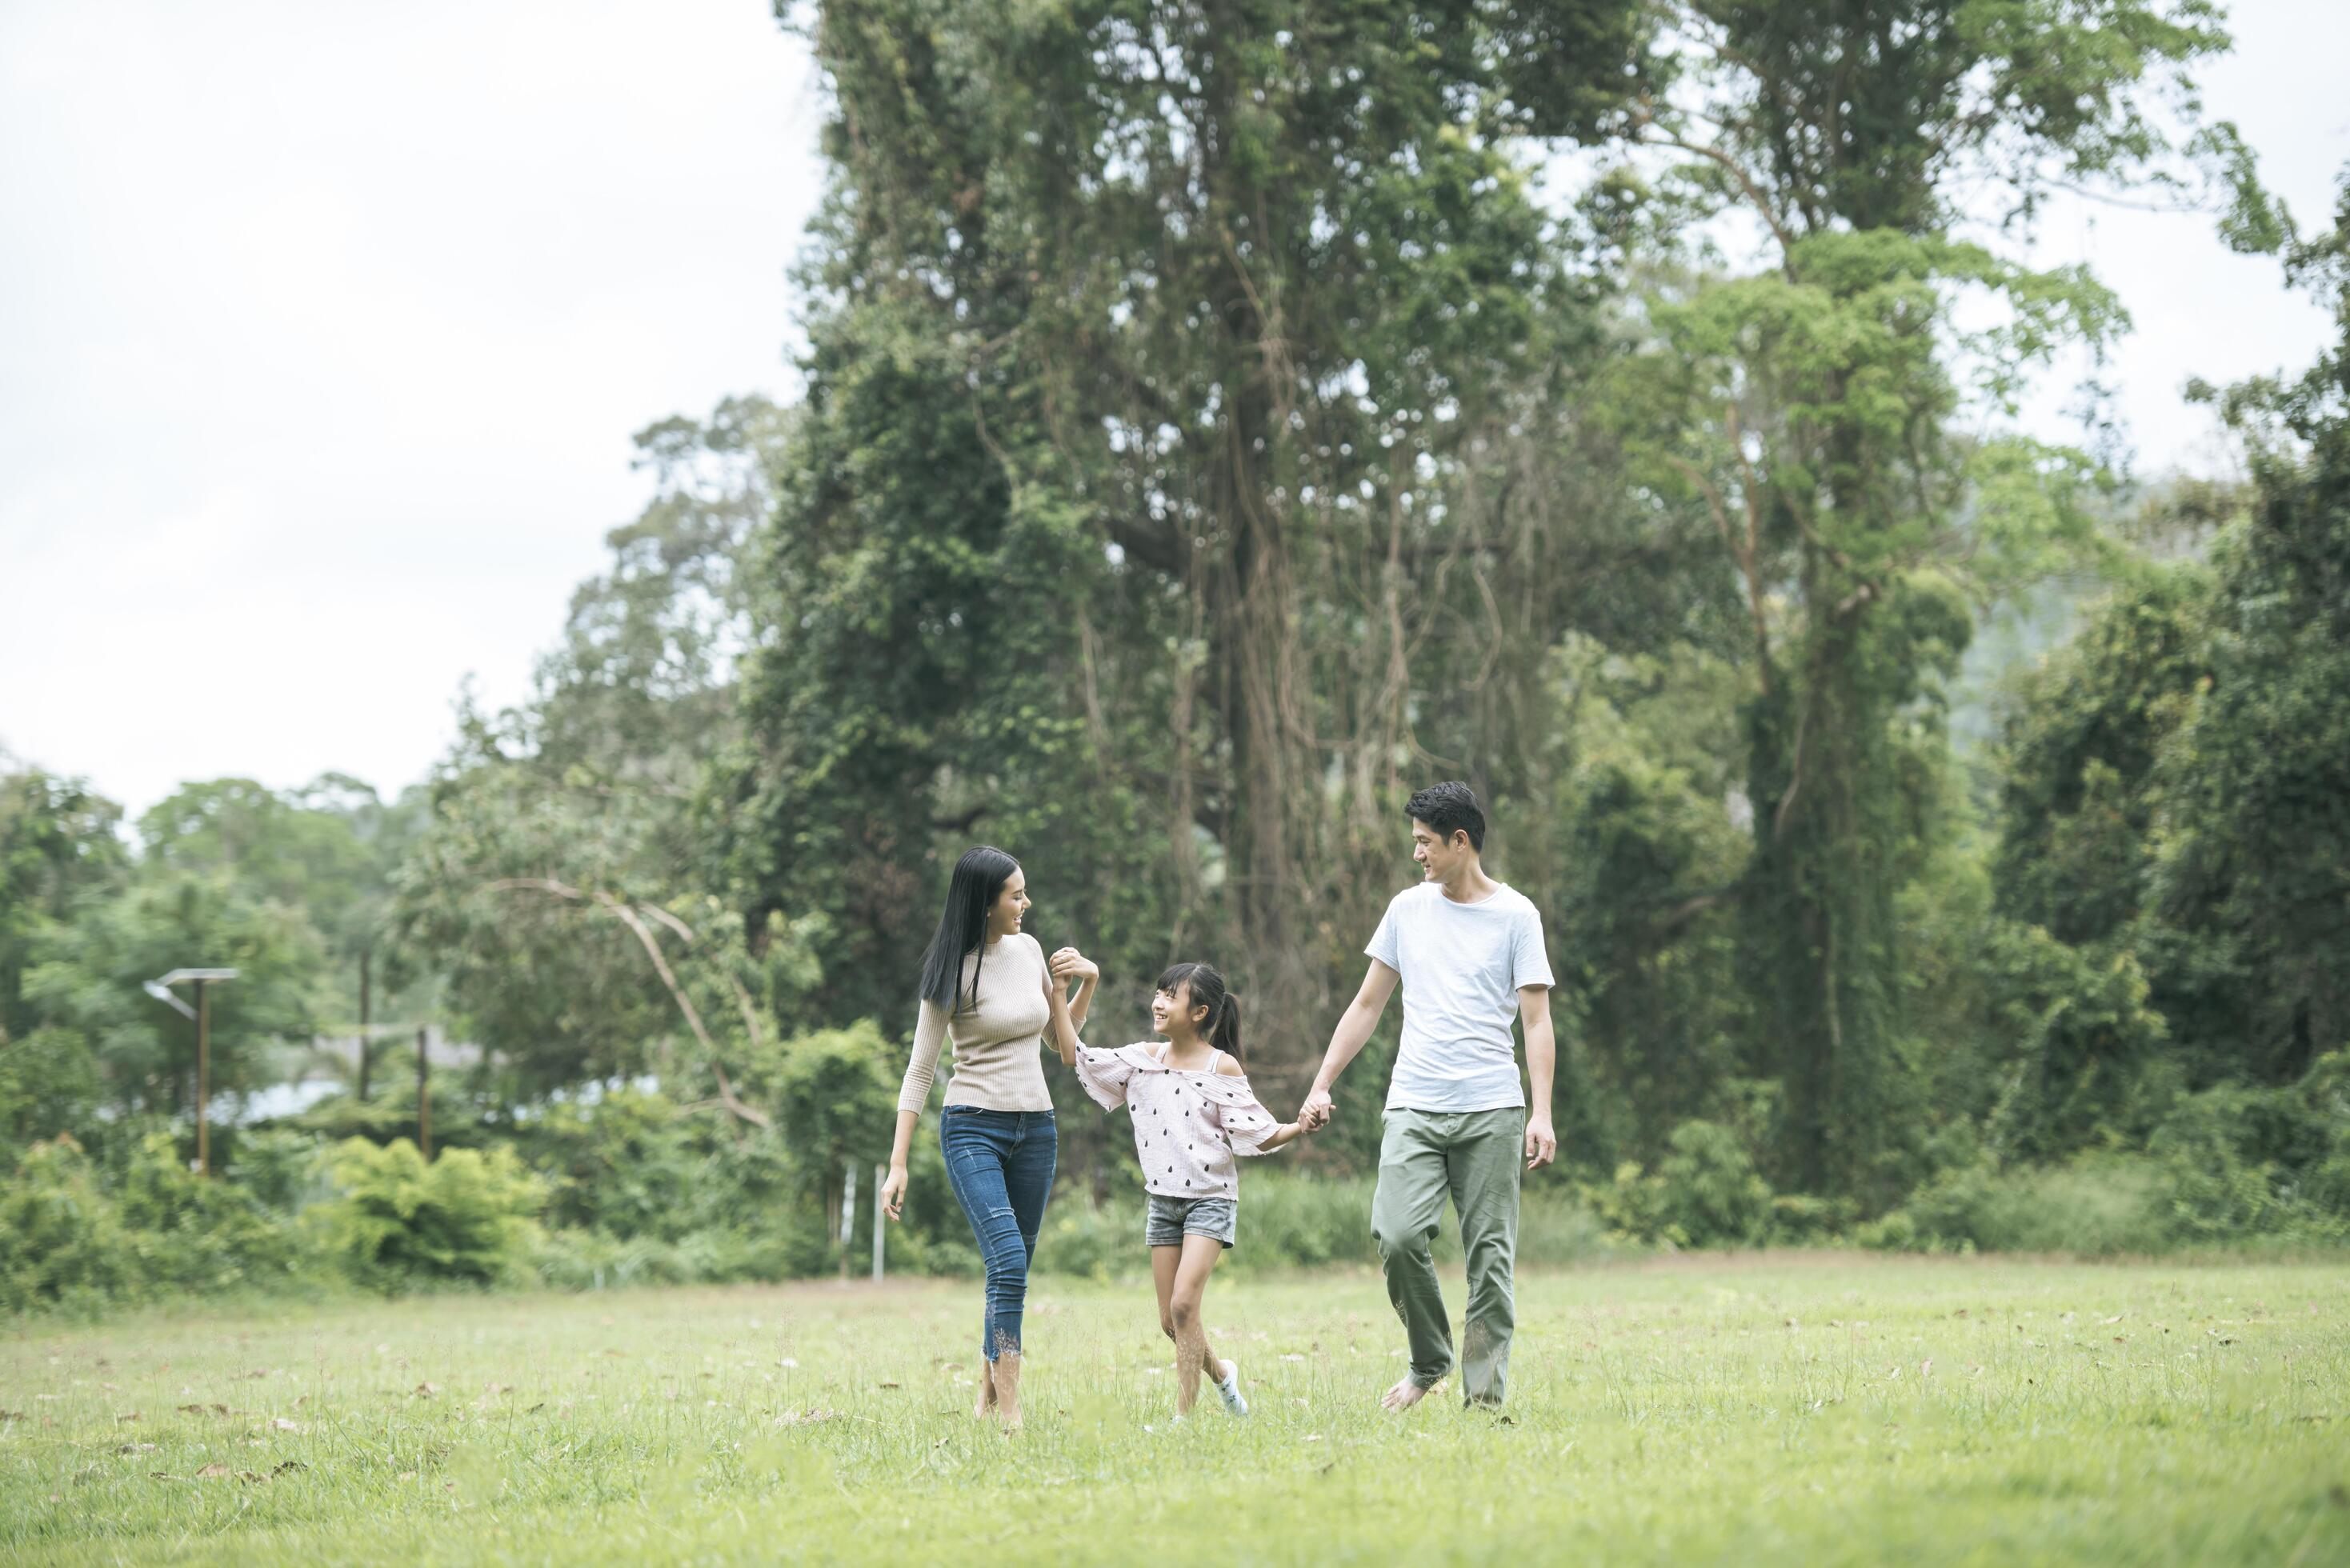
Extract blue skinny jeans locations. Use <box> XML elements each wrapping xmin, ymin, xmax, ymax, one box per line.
<box><xmin>939</xmin><ymin>1106</ymin><xmax>1056</xmax><ymax>1362</ymax></box>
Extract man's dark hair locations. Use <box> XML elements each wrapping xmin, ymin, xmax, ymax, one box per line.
<box><xmin>1405</xmin><ymin>781</ymin><xmax>1485</xmax><ymax>852</ymax></box>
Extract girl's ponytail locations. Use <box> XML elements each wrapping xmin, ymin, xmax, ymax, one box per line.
<box><xmin>1156</xmin><ymin>960</ymin><xmax>1243</xmax><ymax>1067</ymax></box>
<box><xmin>1208</xmin><ymin>990</ymin><xmax>1242</xmax><ymax>1066</ymax></box>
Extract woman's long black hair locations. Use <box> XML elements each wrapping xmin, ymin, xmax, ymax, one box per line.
<box><xmin>919</xmin><ymin>846</ymin><xmax>1021</xmax><ymax>1011</ymax></box>
<box><xmin>1157</xmin><ymin>962</ymin><xmax>1242</xmax><ymax>1065</ymax></box>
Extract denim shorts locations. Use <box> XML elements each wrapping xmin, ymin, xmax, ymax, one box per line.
<box><xmin>1146</xmin><ymin>1193</ymin><xmax>1237</xmax><ymax>1249</ymax></box>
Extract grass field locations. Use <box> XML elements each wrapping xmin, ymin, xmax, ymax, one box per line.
<box><xmin>5</xmin><ymin>1255</ymin><xmax>2348</xmax><ymax>1566</ymax></box>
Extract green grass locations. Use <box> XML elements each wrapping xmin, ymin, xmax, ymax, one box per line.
<box><xmin>5</xmin><ymin>1255</ymin><xmax>2348</xmax><ymax>1565</ymax></box>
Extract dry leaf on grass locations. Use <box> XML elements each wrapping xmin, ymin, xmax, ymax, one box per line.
<box><xmin>775</xmin><ymin>1407</ymin><xmax>842</xmax><ymax>1427</ymax></box>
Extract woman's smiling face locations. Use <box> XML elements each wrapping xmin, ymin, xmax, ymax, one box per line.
<box><xmin>988</xmin><ymin>867</ymin><xmax>1029</xmax><ymax>938</ymax></box>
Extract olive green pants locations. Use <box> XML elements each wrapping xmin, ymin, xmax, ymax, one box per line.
<box><xmin>1370</xmin><ymin>1106</ymin><xmax>1523</xmax><ymax>1406</ymax></box>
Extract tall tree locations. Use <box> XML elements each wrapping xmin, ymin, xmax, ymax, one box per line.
<box><xmin>396</xmin><ymin>398</ymin><xmax>814</xmax><ymax>1106</ymax></box>
<box><xmin>731</xmin><ymin>0</ymin><xmax>1653</xmax><ymax>1061</ymax></box>
<box><xmin>1619</xmin><ymin>0</ymin><xmax>2268</xmax><ymax>1195</ymax></box>
<box><xmin>2152</xmin><ymin>182</ymin><xmax>2350</xmax><ymax>1078</ymax></box>
<box><xmin>0</xmin><ymin>766</ymin><xmax>127</xmax><ymax>1046</ymax></box>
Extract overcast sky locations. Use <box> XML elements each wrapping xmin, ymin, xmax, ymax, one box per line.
<box><xmin>3</xmin><ymin>1</ymin><xmax>2345</xmax><ymax>826</ymax></box>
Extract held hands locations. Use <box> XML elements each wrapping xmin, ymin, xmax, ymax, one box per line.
<box><xmin>1047</xmin><ymin>947</ymin><xmax>1098</xmax><ymax>984</ymax></box>
<box><xmin>880</xmin><ymin>1164</ymin><xmax>907</xmax><ymax>1222</ymax></box>
<box><xmin>1298</xmin><ymin>1086</ymin><xmax>1334</xmax><ymax>1132</ymax></box>
<box><xmin>1523</xmin><ymin>1114</ymin><xmax>1558</xmax><ymax>1171</ymax></box>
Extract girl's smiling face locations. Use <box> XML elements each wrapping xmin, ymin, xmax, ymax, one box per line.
<box><xmin>1150</xmin><ymin>981</ymin><xmax>1204</xmax><ymax>1038</ymax></box>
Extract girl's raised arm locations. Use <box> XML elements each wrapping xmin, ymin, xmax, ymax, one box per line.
<box><xmin>1042</xmin><ymin>964</ymin><xmax>1081</xmax><ymax>1068</ymax></box>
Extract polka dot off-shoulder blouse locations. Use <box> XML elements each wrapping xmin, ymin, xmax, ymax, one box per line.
<box><xmin>1074</xmin><ymin>1042</ymin><xmax>1289</xmax><ymax>1202</ymax></box>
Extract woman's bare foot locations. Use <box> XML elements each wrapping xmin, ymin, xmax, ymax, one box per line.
<box><xmin>993</xmin><ymin>1350</ymin><xmax>1024</xmax><ymax>1432</ymax></box>
<box><xmin>1380</xmin><ymin>1376</ymin><xmax>1430</xmax><ymax>1412</ymax></box>
<box><xmin>973</xmin><ymin>1358</ymin><xmax>999</xmax><ymax>1421</ymax></box>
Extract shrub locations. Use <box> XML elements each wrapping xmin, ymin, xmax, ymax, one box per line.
<box><xmin>112</xmin><ymin>1132</ymin><xmax>305</xmax><ymax>1291</ymax></box>
<box><xmin>1031</xmin><ymin>1197</ymin><xmax>1137</xmax><ymax>1280</ymax></box>
<box><xmin>522</xmin><ymin>1089</ymin><xmax>707</xmax><ymax>1239</ymax></box>
<box><xmin>1228</xmin><ymin>1174</ymin><xmax>1380</xmax><ymax>1271</ymax></box>
<box><xmin>0</xmin><ymin>1132</ymin><xmax>309</xmax><ymax>1313</ymax></box>
<box><xmin>772</xmin><ymin>1023</ymin><xmax>899</xmax><ymax>1206</ymax></box>
<box><xmin>1583</xmin><ymin>1120</ymin><xmax>1776</xmax><ymax>1249</ymax></box>
<box><xmin>1657</xmin><ymin>1120</ymin><xmax>1773</xmax><ymax>1246</ymax></box>
<box><xmin>317</xmin><ymin>1138</ymin><xmax>544</xmax><ymax>1290</ymax></box>
<box><xmin>0</xmin><ymin>1135</ymin><xmax>136</xmax><ymax>1312</ymax></box>
<box><xmin>225</xmin><ymin>1127</ymin><xmax>330</xmax><ymax>1213</ymax></box>
<box><xmin>1864</xmin><ymin>1155</ymin><xmax>2172</xmax><ymax>1254</ymax></box>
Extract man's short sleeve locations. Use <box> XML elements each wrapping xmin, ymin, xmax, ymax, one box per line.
<box><xmin>1511</xmin><ymin>902</ymin><xmax>1555</xmax><ymax>990</ymax></box>
<box><xmin>1366</xmin><ymin>894</ymin><xmax>1403</xmax><ymax>971</ymax></box>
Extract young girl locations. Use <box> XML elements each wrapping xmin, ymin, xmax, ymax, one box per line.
<box><xmin>1047</xmin><ymin>962</ymin><xmax>1313</xmax><ymax>1418</ymax></box>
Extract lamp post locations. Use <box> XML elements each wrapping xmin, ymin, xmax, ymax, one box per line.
<box><xmin>145</xmin><ymin>968</ymin><xmax>238</xmax><ymax>1176</ymax></box>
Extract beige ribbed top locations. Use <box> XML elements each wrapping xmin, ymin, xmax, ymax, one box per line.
<box><xmin>895</xmin><ymin>933</ymin><xmax>1054</xmax><ymax>1114</ymax></box>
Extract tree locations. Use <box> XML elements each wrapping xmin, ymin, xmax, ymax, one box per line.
<box><xmin>22</xmin><ymin>866</ymin><xmax>328</xmax><ymax>1134</ymax></box>
<box><xmin>1615</xmin><ymin>0</ymin><xmax>2260</xmax><ymax>1197</ymax></box>
<box><xmin>0</xmin><ymin>766</ymin><xmax>126</xmax><ymax>1045</ymax></box>
<box><xmin>394</xmin><ymin>397</ymin><xmax>819</xmax><ymax>1106</ymax></box>
<box><xmin>137</xmin><ymin>774</ymin><xmax>430</xmax><ymax>1098</ymax></box>
<box><xmin>2145</xmin><ymin>175</ymin><xmax>2350</xmax><ymax>1078</ymax></box>
<box><xmin>1989</xmin><ymin>172</ymin><xmax>2350</xmax><ymax>1113</ymax></box>
<box><xmin>727</xmin><ymin>0</ymin><xmax>1655</xmax><ymax>1064</ymax></box>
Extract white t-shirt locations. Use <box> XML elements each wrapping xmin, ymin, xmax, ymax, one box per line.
<box><xmin>1366</xmin><ymin>881</ymin><xmax>1554</xmax><ymax>1112</ymax></box>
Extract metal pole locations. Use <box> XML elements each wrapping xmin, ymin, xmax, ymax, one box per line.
<box><xmin>871</xmin><ymin>1162</ymin><xmax>886</xmax><ymax>1282</ymax></box>
<box><xmin>356</xmin><ymin>946</ymin><xmax>372</xmax><ymax>1102</ymax></box>
<box><xmin>194</xmin><ymin>978</ymin><xmax>211</xmax><ymax>1177</ymax></box>
<box><xmin>839</xmin><ymin>1162</ymin><xmax>856</xmax><ymax>1282</ymax></box>
<box><xmin>416</xmin><ymin>1025</ymin><xmax>432</xmax><ymax>1158</ymax></box>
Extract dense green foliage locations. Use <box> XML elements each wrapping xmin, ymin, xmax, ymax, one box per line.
<box><xmin>4</xmin><ymin>4</ymin><xmax>2348</xmax><ymax>1311</ymax></box>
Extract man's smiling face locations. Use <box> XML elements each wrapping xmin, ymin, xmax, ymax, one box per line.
<box><xmin>1411</xmin><ymin>819</ymin><xmax>1470</xmax><ymax>882</ymax></box>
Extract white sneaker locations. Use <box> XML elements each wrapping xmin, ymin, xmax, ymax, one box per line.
<box><xmin>1214</xmin><ymin>1361</ymin><xmax>1248</xmax><ymax>1417</ymax></box>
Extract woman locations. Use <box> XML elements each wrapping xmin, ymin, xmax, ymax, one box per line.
<box><xmin>877</xmin><ymin>845</ymin><xmax>1097</xmax><ymax>1430</ymax></box>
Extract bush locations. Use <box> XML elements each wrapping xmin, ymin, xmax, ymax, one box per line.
<box><xmin>317</xmin><ymin>1138</ymin><xmax>544</xmax><ymax>1290</ymax></box>
<box><xmin>1228</xmin><ymin>1174</ymin><xmax>1380</xmax><ymax>1270</ymax></box>
<box><xmin>771</xmin><ymin>1023</ymin><xmax>899</xmax><ymax>1206</ymax></box>
<box><xmin>1862</xmin><ymin>1155</ymin><xmax>2173</xmax><ymax>1254</ymax></box>
<box><xmin>1031</xmin><ymin>1196</ymin><xmax>1139</xmax><ymax>1280</ymax></box>
<box><xmin>113</xmin><ymin>1132</ymin><xmax>306</xmax><ymax>1290</ymax></box>
<box><xmin>531</xmin><ymin>1222</ymin><xmax>828</xmax><ymax>1290</ymax></box>
<box><xmin>225</xmin><ymin>1127</ymin><xmax>330</xmax><ymax>1212</ymax></box>
<box><xmin>522</xmin><ymin>1089</ymin><xmax>702</xmax><ymax>1239</ymax></box>
<box><xmin>0</xmin><ymin>1135</ymin><xmax>136</xmax><ymax>1312</ymax></box>
<box><xmin>0</xmin><ymin>1132</ymin><xmax>310</xmax><ymax>1313</ymax></box>
<box><xmin>1583</xmin><ymin>1119</ymin><xmax>1776</xmax><ymax>1249</ymax></box>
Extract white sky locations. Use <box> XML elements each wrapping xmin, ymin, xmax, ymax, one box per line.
<box><xmin>2</xmin><ymin>1</ymin><xmax>2344</xmax><ymax>825</ymax></box>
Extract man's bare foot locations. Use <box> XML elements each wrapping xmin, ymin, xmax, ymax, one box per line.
<box><xmin>1380</xmin><ymin>1376</ymin><xmax>1431</xmax><ymax>1412</ymax></box>
<box><xmin>973</xmin><ymin>1360</ymin><xmax>999</xmax><ymax>1421</ymax></box>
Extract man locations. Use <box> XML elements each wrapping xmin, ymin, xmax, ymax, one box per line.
<box><xmin>1299</xmin><ymin>782</ymin><xmax>1556</xmax><ymax>1410</ymax></box>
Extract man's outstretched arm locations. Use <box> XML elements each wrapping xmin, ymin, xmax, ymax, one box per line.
<box><xmin>1519</xmin><ymin>985</ymin><xmax>1557</xmax><ymax>1170</ymax></box>
<box><xmin>1300</xmin><ymin>960</ymin><xmax>1399</xmax><ymax>1127</ymax></box>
